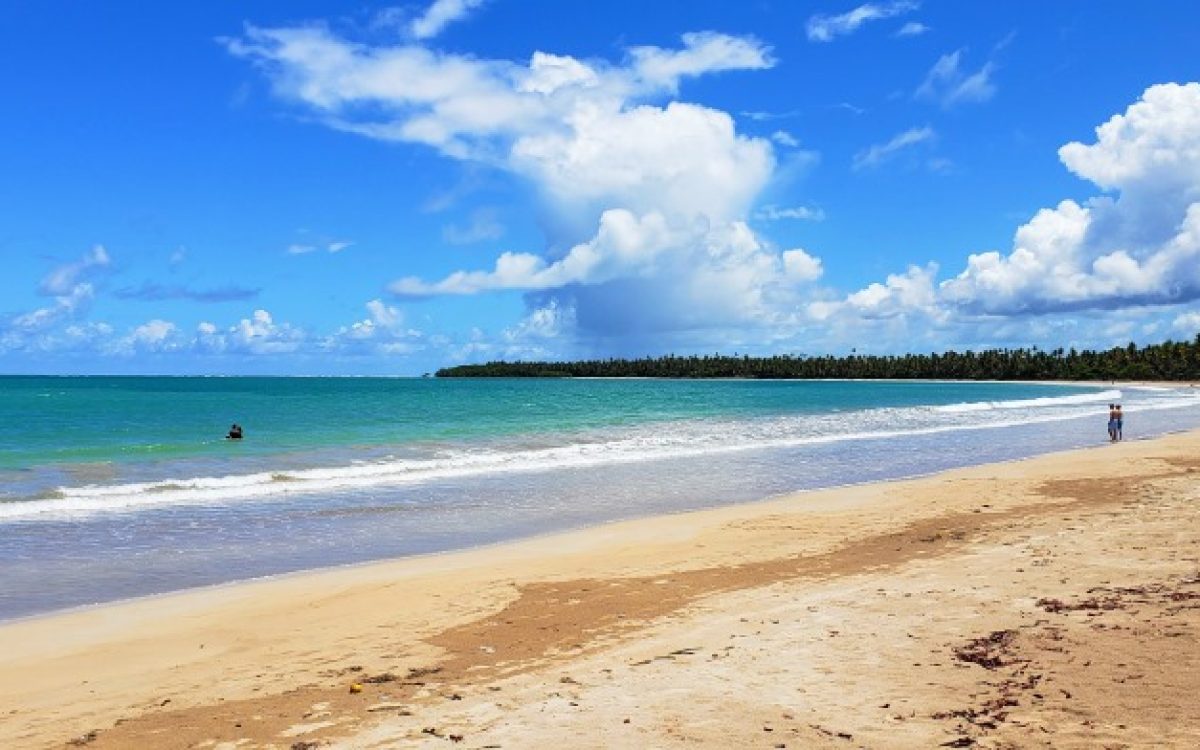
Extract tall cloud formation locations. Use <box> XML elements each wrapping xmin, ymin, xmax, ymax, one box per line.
<box><xmin>224</xmin><ymin>20</ymin><xmax>829</xmax><ymax>344</ymax></box>
<box><xmin>811</xmin><ymin>82</ymin><xmax>1200</xmax><ymax>333</ymax></box>
<box><xmin>223</xmin><ymin>15</ymin><xmax>1200</xmax><ymax>352</ymax></box>
<box><xmin>940</xmin><ymin>82</ymin><xmax>1200</xmax><ymax>315</ymax></box>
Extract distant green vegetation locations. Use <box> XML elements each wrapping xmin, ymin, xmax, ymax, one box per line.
<box><xmin>437</xmin><ymin>337</ymin><xmax>1200</xmax><ymax>380</ymax></box>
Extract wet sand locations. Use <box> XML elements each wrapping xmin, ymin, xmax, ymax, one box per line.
<box><xmin>2</xmin><ymin>431</ymin><xmax>1198</xmax><ymax>749</ymax></box>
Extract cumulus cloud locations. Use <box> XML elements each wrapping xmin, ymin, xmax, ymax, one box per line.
<box><xmin>192</xmin><ymin>309</ymin><xmax>306</xmax><ymax>355</ymax></box>
<box><xmin>322</xmin><ymin>299</ymin><xmax>424</xmax><ymax>354</ymax></box>
<box><xmin>106</xmin><ymin>319</ymin><xmax>181</xmax><ymax>356</ymax></box>
<box><xmin>224</xmin><ymin>20</ymin><xmax>1200</xmax><ymax>358</ymax></box>
<box><xmin>853</xmin><ymin>126</ymin><xmax>934</xmax><ymax>169</ymax></box>
<box><xmin>806</xmin><ymin>1</ymin><xmax>918</xmax><ymax>42</ymax></box>
<box><xmin>915</xmin><ymin>49</ymin><xmax>996</xmax><ymax>108</ymax></box>
<box><xmin>228</xmin><ymin>24</ymin><xmax>798</xmax><ymax>343</ymax></box>
<box><xmin>940</xmin><ymin>83</ymin><xmax>1200</xmax><ymax>315</ymax></box>
<box><xmin>1174</xmin><ymin>310</ymin><xmax>1200</xmax><ymax>335</ymax></box>
<box><xmin>782</xmin><ymin>249</ymin><xmax>824</xmax><ymax>282</ymax></box>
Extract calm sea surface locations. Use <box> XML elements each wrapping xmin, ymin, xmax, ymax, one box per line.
<box><xmin>2</xmin><ymin>376</ymin><xmax>1199</xmax><ymax>620</ymax></box>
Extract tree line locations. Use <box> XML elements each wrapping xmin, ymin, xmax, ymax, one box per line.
<box><xmin>436</xmin><ymin>336</ymin><xmax>1200</xmax><ymax>381</ymax></box>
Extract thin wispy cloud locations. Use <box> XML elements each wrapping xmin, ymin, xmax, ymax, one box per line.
<box><xmin>740</xmin><ymin>109</ymin><xmax>801</xmax><ymax>122</ymax></box>
<box><xmin>443</xmin><ymin>208</ymin><xmax>505</xmax><ymax>244</ymax></box>
<box><xmin>806</xmin><ymin>1</ymin><xmax>919</xmax><ymax>42</ymax></box>
<box><xmin>410</xmin><ymin>0</ymin><xmax>486</xmax><ymax>40</ymax></box>
<box><xmin>114</xmin><ymin>282</ymin><xmax>261</xmax><ymax>303</ymax></box>
<box><xmin>916</xmin><ymin>49</ymin><xmax>997</xmax><ymax>107</ymax></box>
<box><xmin>287</xmin><ymin>241</ymin><xmax>353</xmax><ymax>255</ymax></box>
<box><xmin>853</xmin><ymin>126</ymin><xmax>935</xmax><ymax>169</ymax></box>
<box><xmin>771</xmin><ymin>130</ymin><xmax>800</xmax><ymax>147</ymax></box>
<box><xmin>754</xmin><ymin>204</ymin><xmax>827</xmax><ymax>222</ymax></box>
<box><xmin>895</xmin><ymin>21</ymin><xmax>929</xmax><ymax>37</ymax></box>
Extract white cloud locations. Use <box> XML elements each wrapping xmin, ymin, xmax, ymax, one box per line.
<box><xmin>223</xmin><ymin>26</ymin><xmax>772</xmax><ymax>162</ymax></box>
<box><xmin>39</xmin><ymin>245</ymin><xmax>111</xmax><ymax>296</ymax></box>
<box><xmin>915</xmin><ymin>49</ymin><xmax>996</xmax><ymax>108</ymax></box>
<box><xmin>226</xmin><ymin>21</ymin><xmax>824</xmax><ymax>344</ymax></box>
<box><xmin>191</xmin><ymin>309</ymin><xmax>305</xmax><ymax>355</ymax></box>
<box><xmin>771</xmin><ymin>130</ymin><xmax>799</xmax><ymax>147</ymax></box>
<box><xmin>835</xmin><ymin>262</ymin><xmax>936</xmax><ymax>319</ymax></box>
<box><xmin>509</xmin><ymin>101</ymin><xmax>774</xmax><ymax>227</ymax></box>
<box><xmin>782</xmin><ymin>248</ymin><xmax>824</xmax><ymax>282</ymax></box>
<box><xmin>410</xmin><ymin>0</ymin><xmax>486</xmax><ymax>40</ymax></box>
<box><xmin>442</xmin><ymin>208</ymin><xmax>504</xmax><ymax>244</ymax></box>
<box><xmin>895</xmin><ymin>21</ymin><xmax>929</xmax><ymax>37</ymax></box>
<box><xmin>628</xmin><ymin>32</ymin><xmax>774</xmax><ymax>91</ymax></box>
<box><xmin>130</xmin><ymin>319</ymin><xmax>177</xmax><ymax>346</ymax></box>
<box><xmin>288</xmin><ymin>240</ymin><xmax>353</xmax><ymax>254</ymax></box>
<box><xmin>853</xmin><ymin>126</ymin><xmax>934</xmax><ymax>169</ymax></box>
<box><xmin>322</xmin><ymin>299</ymin><xmax>423</xmax><ymax>355</ymax></box>
<box><xmin>754</xmin><ymin>204</ymin><xmax>826</xmax><ymax>222</ymax></box>
<box><xmin>940</xmin><ymin>83</ymin><xmax>1200</xmax><ymax>315</ymax></box>
<box><xmin>106</xmin><ymin>319</ymin><xmax>181</xmax><ymax>356</ymax></box>
<box><xmin>7</xmin><ymin>246</ymin><xmax>112</xmax><ymax>335</ymax></box>
<box><xmin>1058</xmin><ymin>82</ymin><xmax>1200</xmax><ymax>194</ymax></box>
<box><xmin>1174</xmin><ymin>310</ymin><xmax>1200</xmax><ymax>335</ymax></box>
<box><xmin>806</xmin><ymin>1</ymin><xmax>918</xmax><ymax>42</ymax></box>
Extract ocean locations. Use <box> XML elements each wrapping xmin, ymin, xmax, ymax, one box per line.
<box><xmin>2</xmin><ymin>376</ymin><xmax>1199</xmax><ymax>621</ymax></box>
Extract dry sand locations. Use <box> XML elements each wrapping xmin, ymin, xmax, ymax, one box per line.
<box><xmin>2</xmin><ymin>431</ymin><xmax>1199</xmax><ymax>749</ymax></box>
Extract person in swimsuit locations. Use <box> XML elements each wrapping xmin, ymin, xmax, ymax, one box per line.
<box><xmin>1115</xmin><ymin>404</ymin><xmax>1123</xmax><ymax>441</ymax></box>
<box><xmin>1107</xmin><ymin>404</ymin><xmax>1118</xmax><ymax>442</ymax></box>
<box><xmin>228</xmin><ymin>423</ymin><xmax>244</xmax><ymax>440</ymax></box>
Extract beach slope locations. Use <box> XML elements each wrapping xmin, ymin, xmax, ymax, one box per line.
<box><xmin>2</xmin><ymin>432</ymin><xmax>1199</xmax><ymax>748</ymax></box>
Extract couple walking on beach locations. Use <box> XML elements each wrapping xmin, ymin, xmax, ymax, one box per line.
<box><xmin>1107</xmin><ymin>403</ymin><xmax>1124</xmax><ymax>442</ymax></box>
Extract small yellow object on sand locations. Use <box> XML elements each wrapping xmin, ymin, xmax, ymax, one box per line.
<box><xmin>349</xmin><ymin>683</ymin><xmax>363</xmax><ymax>694</ymax></box>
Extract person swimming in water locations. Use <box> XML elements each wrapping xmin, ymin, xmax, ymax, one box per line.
<box><xmin>227</xmin><ymin>423</ymin><xmax>244</xmax><ymax>440</ymax></box>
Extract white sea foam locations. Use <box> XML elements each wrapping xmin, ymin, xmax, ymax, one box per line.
<box><xmin>932</xmin><ymin>389</ymin><xmax>1123</xmax><ymax>413</ymax></box>
<box><xmin>3</xmin><ymin>389</ymin><xmax>1198</xmax><ymax>521</ymax></box>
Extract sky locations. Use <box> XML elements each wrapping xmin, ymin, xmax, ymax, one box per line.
<box><xmin>2</xmin><ymin>0</ymin><xmax>1199</xmax><ymax>375</ymax></box>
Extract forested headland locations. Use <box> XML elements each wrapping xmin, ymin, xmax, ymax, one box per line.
<box><xmin>436</xmin><ymin>337</ymin><xmax>1200</xmax><ymax>380</ymax></box>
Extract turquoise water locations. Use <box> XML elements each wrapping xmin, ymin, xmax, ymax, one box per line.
<box><xmin>2</xmin><ymin>376</ymin><xmax>1200</xmax><ymax>620</ymax></box>
<box><xmin>0</xmin><ymin>376</ymin><xmax>1116</xmax><ymax>470</ymax></box>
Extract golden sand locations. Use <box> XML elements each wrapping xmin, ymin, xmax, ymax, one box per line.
<box><xmin>2</xmin><ymin>431</ymin><xmax>1198</xmax><ymax>748</ymax></box>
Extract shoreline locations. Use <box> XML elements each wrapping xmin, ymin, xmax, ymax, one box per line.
<box><xmin>6</xmin><ymin>411</ymin><xmax>1193</xmax><ymax>625</ymax></box>
<box><xmin>3</xmin><ymin>429</ymin><xmax>1199</xmax><ymax>748</ymax></box>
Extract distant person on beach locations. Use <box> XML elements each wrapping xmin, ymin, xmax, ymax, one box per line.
<box><xmin>227</xmin><ymin>423</ymin><xmax>244</xmax><ymax>440</ymax></box>
<box><xmin>1115</xmin><ymin>404</ymin><xmax>1123</xmax><ymax>441</ymax></box>
<box><xmin>1108</xmin><ymin>404</ymin><xmax>1118</xmax><ymax>442</ymax></box>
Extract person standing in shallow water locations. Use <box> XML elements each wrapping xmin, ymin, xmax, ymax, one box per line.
<box><xmin>1115</xmin><ymin>404</ymin><xmax>1124</xmax><ymax>441</ymax></box>
<box><xmin>227</xmin><ymin>423</ymin><xmax>244</xmax><ymax>440</ymax></box>
<box><xmin>1107</xmin><ymin>404</ymin><xmax>1119</xmax><ymax>442</ymax></box>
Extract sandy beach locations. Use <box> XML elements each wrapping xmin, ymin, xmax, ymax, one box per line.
<box><xmin>3</xmin><ymin>430</ymin><xmax>1199</xmax><ymax>749</ymax></box>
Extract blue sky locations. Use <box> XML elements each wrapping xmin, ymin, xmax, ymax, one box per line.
<box><xmin>2</xmin><ymin>1</ymin><xmax>1199</xmax><ymax>375</ymax></box>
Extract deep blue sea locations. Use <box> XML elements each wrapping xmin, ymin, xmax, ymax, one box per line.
<box><xmin>2</xmin><ymin>376</ymin><xmax>1199</xmax><ymax>620</ymax></box>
